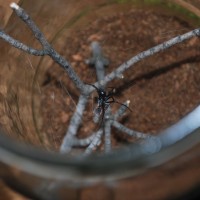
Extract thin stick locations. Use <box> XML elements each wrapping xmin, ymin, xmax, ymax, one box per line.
<box><xmin>72</xmin><ymin>134</ymin><xmax>96</xmax><ymax>147</ymax></box>
<box><xmin>0</xmin><ymin>30</ymin><xmax>47</xmax><ymax>56</ymax></box>
<box><xmin>112</xmin><ymin>120</ymin><xmax>149</xmax><ymax>139</ymax></box>
<box><xmin>84</xmin><ymin>129</ymin><xmax>103</xmax><ymax>155</ymax></box>
<box><xmin>99</xmin><ymin>28</ymin><xmax>200</xmax><ymax>87</ymax></box>
<box><xmin>104</xmin><ymin>120</ymin><xmax>111</xmax><ymax>153</ymax></box>
<box><xmin>114</xmin><ymin>100</ymin><xmax>130</xmax><ymax>120</ymax></box>
<box><xmin>60</xmin><ymin>94</ymin><xmax>88</xmax><ymax>153</ymax></box>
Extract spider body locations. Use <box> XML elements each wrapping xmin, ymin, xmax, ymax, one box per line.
<box><xmin>95</xmin><ymin>87</ymin><xmax>114</xmax><ymax>115</ymax></box>
<box><xmin>89</xmin><ymin>84</ymin><xmax>131</xmax><ymax>117</ymax></box>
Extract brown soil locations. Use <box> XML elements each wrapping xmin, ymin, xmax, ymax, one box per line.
<box><xmin>41</xmin><ymin>8</ymin><xmax>200</xmax><ymax>152</ymax></box>
<box><xmin>39</xmin><ymin>6</ymin><xmax>200</xmax><ymax>198</ymax></box>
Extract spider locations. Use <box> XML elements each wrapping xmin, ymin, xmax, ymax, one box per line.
<box><xmin>89</xmin><ymin>84</ymin><xmax>132</xmax><ymax>125</ymax></box>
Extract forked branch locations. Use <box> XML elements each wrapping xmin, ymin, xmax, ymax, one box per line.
<box><xmin>1</xmin><ymin>3</ymin><xmax>85</xmax><ymax>91</ymax></box>
<box><xmin>1</xmin><ymin>3</ymin><xmax>200</xmax><ymax>155</ymax></box>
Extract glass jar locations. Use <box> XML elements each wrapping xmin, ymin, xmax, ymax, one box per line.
<box><xmin>0</xmin><ymin>0</ymin><xmax>200</xmax><ymax>199</ymax></box>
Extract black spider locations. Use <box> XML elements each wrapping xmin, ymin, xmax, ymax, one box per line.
<box><xmin>89</xmin><ymin>84</ymin><xmax>132</xmax><ymax>125</ymax></box>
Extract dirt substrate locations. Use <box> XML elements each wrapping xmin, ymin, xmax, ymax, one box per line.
<box><xmin>38</xmin><ymin>7</ymin><xmax>200</xmax><ymax>200</ymax></box>
<box><xmin>1</xmin><ymin>3</ymin><xmax>200</xmax><ymax>200</ymax></box>
<box><xmin>41</xmin><ymin>8</ymin><xmax>200</xmax><ymax>151</ymax></box>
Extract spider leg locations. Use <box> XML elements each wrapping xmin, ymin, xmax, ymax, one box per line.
<box><xmin>88</xmin><ymin>84</ymin><xmax>100</xmax><ymax>93</ymax></box>
<box><xmin>115</xmin><ymin>100</ymin><xmax>132</xmax><ymax>112</ymax></box>
<box><xmin>106</xmin><ymin>99</ymin><xmax>115</xmax><ymax>103</ymax></box>
<box><xmin>106</xmin><ymin>96</ymin><xmax>115</xmax><ymax>103</ymax></box>
<box><xmin>107</xmin><ymin>87</ymin><xmax>116</xmax><ymax>96</ymax></box>
<box><xmin>96</xmin><ymin>104</ymin><xmax>105</xmax><ymax>130</ymax></box>
<box><xmin>107</xmin><ymin>96</ymin><xmax>132</xmax><ymax>112</ymax></box>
